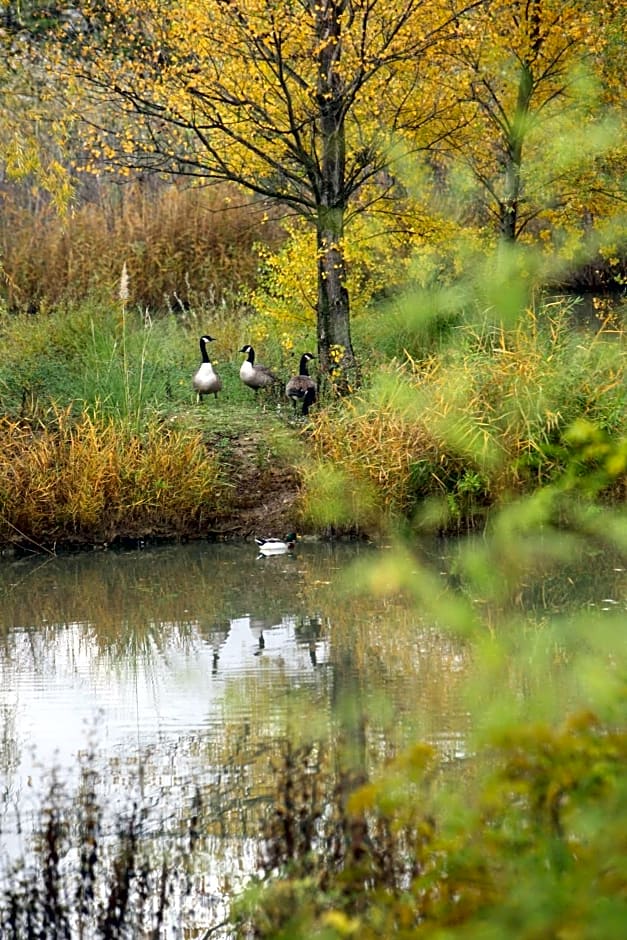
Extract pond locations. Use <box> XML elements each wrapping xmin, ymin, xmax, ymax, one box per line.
<box><xmin>0</xmin><ymin>537</ymin><xmax>624</xmax><ymax>935</ymax></box>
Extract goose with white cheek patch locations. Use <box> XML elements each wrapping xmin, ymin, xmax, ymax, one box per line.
<box><xmin>286</xmin><ymin>352</ymin><xmax>317</xmax><ymax>416</ymax></box>
<box><xmin>239</xmin><ymin>344</ymin><xmax>278</xmax><ymax>394</ymax></box>
<box><xmin>193</xmin><ymin>335</ymin><xmax>222</xmax><ymax>402</ymax></box>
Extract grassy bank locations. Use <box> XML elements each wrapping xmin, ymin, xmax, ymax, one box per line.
<box><xmin>0</xmin><ymin>408</ymin><xmax>225</xmax><ymax>550</ymax></box>
<box><xmin>0</xmin><ymin>285</ymin><xmax>624</xmax><ymax>552</ymax></box>
<box><xmin>0</xmin><ymin>296</ymin><xmax>307</xmax><ymax>550</ymax></box>
<box><xmin>303</xmin><ymin>304</ymin><xmax>626</xmax><ymax>532</ymax></box>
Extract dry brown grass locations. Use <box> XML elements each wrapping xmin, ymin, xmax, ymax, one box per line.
<box><xmin>0</xmin><ymin>407</ymin><xmax>225</xmax><ymax>548</ymax></box>
<box><xmin>0</xmin><ymin>181</ymin><xmax>283</xmax><ymax>313</ymax></box>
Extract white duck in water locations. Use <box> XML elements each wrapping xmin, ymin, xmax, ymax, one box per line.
<box><xmin>193</xmin><ymin>335</ymin><xmax>222</xmax><ymax>402</ymax></box>
<box><xmin>255</xmin><ymin>533</ymin><xmax>297</xmax><ymax>555</ymax></box>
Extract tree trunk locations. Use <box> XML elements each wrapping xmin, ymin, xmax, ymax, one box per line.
<box><xmin>500</xmin><ymin>51</ymin><xmax>536</xmax><ymax>241</ymax></box>
<box><xmin>315</xmin><ymin>0</ymin><xmax>359</xmax><ymax>395</ymax></box>
<box><xmin>316</xmin><ymin>213</ymin><xmax>359</xmax><ymax>395</ymax></box>
<box><xmin>499</xmin><ymin>161</ymin><xmax>520</xmax><ymax>241</ymax></box>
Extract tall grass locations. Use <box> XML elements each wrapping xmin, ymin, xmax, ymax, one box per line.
<box><xmin>0</xmin><ymin>181</ymin><xmax>284</xmax><ymax>313</ymax></box>
<box><xmin>0</xmin><ymin>407</ymin><xmax>225</xmax><ymax>548</ymax></box>
<box><xmin>0</xmin><ymin>305</ymin><xmax>178</xmax><ymax>421</ymax></box>
<box><xmin>302</xmin><ymin>304</ymin><xmax>626</xmax><ymax>530</ymax></box>
<box><xmin>0</xmin><ymin>297</ymin><xmax>200</xmax><ymax>419</ymax></box>
<box><xmin>0</xmin><ymin>288</ymin><xmax>292</xmax><ymax>424</ymax></box>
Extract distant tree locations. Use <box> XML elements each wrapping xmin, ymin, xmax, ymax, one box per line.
<box><xmin>0</xmin><ymin>4</ymin><xmax>72</xmax><ymax>208</ymax></box>
<box><xmin>445</xmin><ymin>0</ymin><xmax>626</xmax><ymax>244</ymax></box>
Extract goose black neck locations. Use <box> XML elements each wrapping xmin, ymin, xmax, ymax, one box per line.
<box><xmin>299</xmin><ymin>354</ymin><xmax>310</xmax><ymax>376</ymax></box>
<box><xmin>199</xmin><ymin>337</ymin><xmax>210</xmax><ymax>362</ymax></box>
<box><xmin>246</xmin><ymin>347</ymin><xmax>256</xmax><ymax>364</ymax></box>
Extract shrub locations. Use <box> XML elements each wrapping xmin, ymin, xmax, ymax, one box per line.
<box><xmin>233</xmin><ymin>712</ymin><xmax>627</xmax><ymax>939</ymax></box>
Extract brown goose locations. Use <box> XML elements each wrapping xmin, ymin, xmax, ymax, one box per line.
<box><xmin>239</xmin><ymin>344</ymin><xmax>278</xmax><ymax>393</ymax></box>
<box><xmin>286</xmin><ymin>352</ymin><xmax>316</xmax><ymax>415</ymax></box>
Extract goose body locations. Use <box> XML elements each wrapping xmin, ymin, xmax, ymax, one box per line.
<box><xmin>255</xmin><ymin>533</ymin><xmax>297</xmax><ymax>555</ymax></box>
<box><xmin>193</xmin><ymin>335</ymin><xmax>222</xmax><ymax>401</ymax></box>
<box><xmin>286</xmin><ymin>352</ymin><xmax>317</xmax><ymax>415</ymax></box>
<box><xmin>239</xmin><ymin>344</ymin><xmax>278</xmax><ymax>392</ymax></box>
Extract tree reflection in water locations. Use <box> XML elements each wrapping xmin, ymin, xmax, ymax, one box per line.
<box><xmin>0</xmin><ymin>538</ymin><xmax>621</xmax><ymax>934</ymax></box>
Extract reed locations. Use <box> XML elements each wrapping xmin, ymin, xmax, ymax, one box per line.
<box><xmin>0</xmin><ymin>407</ymin><xmax>226</xmax><ymax>548</ymax></box>
<box><xmin>0</xmin><ymin>759</ymin><xmax>205</xmax><ymax>939</ymax></box>
<box><xmin>0</xmin><ymin>181</ymin><xmax>283</xmax><ymax>313</ymax></box>
<box><xmin>302</xmin><ymin>305</ymin><xmax>626</xmax><ymax>529</ymax></box>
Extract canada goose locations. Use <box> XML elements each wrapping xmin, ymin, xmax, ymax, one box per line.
<box><xmin>286</xmin><ymin>352</ymin><xmax>317</xmax><ymax>415</ymax></box>
<box><xmin>239</xmin><ymin>344</ymin><xmax>278</xmax><ymax>393</ymax></box>
<box><xmin>193</xmin><ymin>335</ymin><xmax>222</xmax><ymax>402</ymax></box>
<box><xmin>255</xmin><ymin>533</ymin><xmax>297</xmax><ymax>555</ymax></box>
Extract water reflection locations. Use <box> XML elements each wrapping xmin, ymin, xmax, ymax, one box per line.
<box><xmin>0</xmin><ymin>544</ymin><xmax>465</xmax><ymax>843</ymax></box>
<box><xmin>0</xmin><ymin>537</ymin><xmax>623</xmax><ymax>934</ymax></box>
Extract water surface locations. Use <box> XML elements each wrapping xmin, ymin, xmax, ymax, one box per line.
<box><xmin>0</xmin><ymin>537</ymin><xmax>623</xmax><ymax>933</ymax></box>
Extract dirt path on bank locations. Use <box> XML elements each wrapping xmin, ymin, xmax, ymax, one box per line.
<box><xmin>203</xmin><ymin>424</ymin><xmax>303</xmax><ymax>540</ymax></box>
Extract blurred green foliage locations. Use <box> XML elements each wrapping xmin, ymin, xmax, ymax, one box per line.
<box><xmin>231</xmin><ymin>244</ymin><xmax>626</xmax><ymax>938</ymax></box>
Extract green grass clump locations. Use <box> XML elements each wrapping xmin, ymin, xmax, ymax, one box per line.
<box><xmin>0</xmin><ymin>296</ymin><xmax>266</xmax><ymax>423</ymax></box>
<box><xmin>0</xmin><ymin>301</ymin><xmax>187</xmax><ymax>422</ymax></box>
